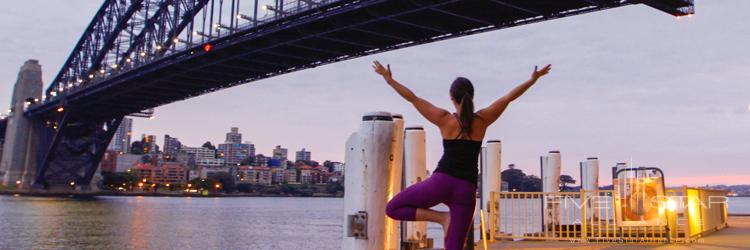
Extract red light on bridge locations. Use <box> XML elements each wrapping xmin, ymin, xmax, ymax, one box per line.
<box><xmin>56</xmin><ymin>106</ymin><xmax>65</xmax><ymax>113</ymax></box>
<box><xmin>203</xmin><ymin>43</ymin><xmax>213</xmax><ymax>52</ymax></box>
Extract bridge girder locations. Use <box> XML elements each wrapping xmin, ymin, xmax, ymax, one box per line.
<box><xmin>34</xmin><ymin>114</ymin><xmax>122</xmax><ymax>189</ymax></box>
<box><xmin>23</xmin><ymin>0</ymin><xmax>694</xmax><ymax>189</ymax></box>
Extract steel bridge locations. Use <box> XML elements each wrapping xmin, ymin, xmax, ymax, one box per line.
<box><xmin>7</xmin><ymin>0</ymin><xmax>693</xmax><ymax>189</ymax></box>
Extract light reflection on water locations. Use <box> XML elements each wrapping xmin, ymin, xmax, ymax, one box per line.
<box><xmin>0</xmin><ymin>196</ymin><xmax>342</xmax><ymax>250</ymax></box>
<box><xmin>1</xmin><ymin>195</ymin><xmax>746</xmax><ymax>249</ymax></box>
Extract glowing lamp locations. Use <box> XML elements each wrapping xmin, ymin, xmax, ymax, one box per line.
<box><xmin>666</xmin><ymin>199</ymin><xmax>678</xmax><ymax>212</ymax></box>
<box><xmin>203</xmin><ymin>43</ymin><xmax>213</xmax><ymax>52</ymax></box>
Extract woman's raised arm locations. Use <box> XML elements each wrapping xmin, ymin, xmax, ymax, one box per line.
<box><xmin>372</xmin><ymin>61</ymin><xmax>451</xmax><ymax>126</ymax></box>
<box><xmin>476</xmin><ymin>64</ymin><xmax>551</xmax><ymax>125</ymax></box>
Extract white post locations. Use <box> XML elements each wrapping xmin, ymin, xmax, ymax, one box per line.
<box><xmin>403</xmin><ymin>126</ymin><xmax>428</xmax><ymax>246</ymax></box>
<box><xmin>342</xmin><ymin>112</ymin><xmax>395</xmax><ymax>250</ymax></box>
<box><xmin>541</xmin><ymin>151</ymin><xmax>561</xmax><ymax>193</ymax></box>
<box><xmin>541</xmin><ymin>151</ymin><xmax>562</xmax><ymax>228</ymax></box>
<box><xmin>342</xmin><ymin>132</ymin><xmax>363</xmax><ymax>250</ymax></box>
<box><xmin>580</xmin><ymin>157</ymin><xmax>599</xmax><ymax>191</ymax></box>
<box><xmin>482</xmin><ymin>140</ymin><xmax>501</xmax><ymax>239</ymax></box>
<box><xmin>387</xmin><ymin>114</ymin><xmax>404</xmax><ymax>250</ymax></box>
<box><xmin>580</xmin><ymin>157</ymin><xmax>599</xmax><ymax>219</ymax></box>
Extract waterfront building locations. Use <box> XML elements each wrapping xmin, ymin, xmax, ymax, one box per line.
<box><xmin>107</xmin><ymin>118</ymin><xmax>132</xmax><ymax>154</ymax></box>
<box><xmin>299</xmin><ymin>165</ymin><xmax>331</xmax><ymax>184</ymax></box>
<box><xmin>116</xmin><ymin>153</ymin><xmax>144</xmax><ymax>173</ymax></box>
<box><xmin>272</xmin><ymin>145</ymin><xmax>288</xmax><ymax>161</ymax></box>
<box><xmin>295</xmin><ymin>148</ymin><xmax>311</xmax><ymax>162</ymax></box>
<box><xmin>154</xmin><ymin>162</ymin><xmax>188</xmax><ymax>184</ymax></box>
<box><xmin>253</xmin><ymin>154</ymin><xmax>269</xmax><ymax>167</ymax></box>
<box><xmin>218</xmin><ymin>143</ymin><xmax>251</xmax><ymax>165</ymax></box>
<box><xmin>163</xmin><ymin>135</ymin><xmax>182</xmax><ymax>159</ymax></box>
<box><xmin>271</xmin><ymin>168</ymin><xmax>285</xmax><ymax>184</ymax></box>
<box><xmin>236</xmin><ymin>166</ymin><xmax>272</xmax><ymax>185</ymax></box>
<box><xmin>299</xmin><ymin>166</ymin><xmax>315</xmax><ymax>184</ymax></box>
<box><xmin>188</xmin><ymin>168</ymin><xmax>202</xmax><ymax>180</ymax></box>
<box><xmin>180</xmin><ymin>146</ymin><xmax>216</xmax><ymax>160</ymax></box>
<box><xmin>195</xmin><ymin>158</ymin><xmax>225</xmax><ymax>168</ymax></box>
<box><xmin>132</xmin><ymin>162</ymin><xmax>188</xmax><ymax>185</ymax></box>
<box><xmin>175</xmin><ymin>151</ymin><xmax>195</xmax><ymax>166</ymax></box>
<box><xmin>284</xmin><ymin>168</ymin><xmax>298</xmax><ymax>184</ymax></box>
<box><xmin>201</xmin><ymin>166</ymin><xmax>231</xmax><ymax>180</ymax></box>
<box><xmin>225</xmin><ymin>127</ymin><xmax>242</xmax><ymax>144</ymax></box>
<box><xmin>329</xmin><ymin>170</ymin><xmax>343</xmax><ymax>183</ymax></box>
<box><xmin>332</xmin><ymin>162</ymin><xmax>345</xmax><ymax>173</ymax></box>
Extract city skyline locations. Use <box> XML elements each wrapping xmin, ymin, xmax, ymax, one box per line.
<box><xmin>1</xmin><ymin>1</ymin><xmax>748</xmax><ymax>186</ymax></box>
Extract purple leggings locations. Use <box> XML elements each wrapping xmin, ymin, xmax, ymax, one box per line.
<box><xmin>386</xmin><ymin>172</ymin><xmax>477</xmax><ymax>250</ymax></box>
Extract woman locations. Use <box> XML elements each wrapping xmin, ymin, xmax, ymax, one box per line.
<box><xmin>373</xmin><ymin>61</ymin><xmax>551</xmax><ymax>249</ymax></box>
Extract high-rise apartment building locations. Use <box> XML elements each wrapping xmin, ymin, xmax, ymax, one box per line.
<box><xmin>225</xmin><ymin>127</ymin><xmax>242</xmax><ymax>144</ymax></box>
<box><xmin>295</xmin><ymin>148</ymin><xmax>311</xmax><ymax>162</ymax></box>
<box><xmin>272</xmin><ymin>145</ymin><xmax>288</xmax><ymax>161</ymax></box>
<box><xmin>163</xmin><ymin>134</ymin><xmax>182</xmax><ymax>158</ymax></box>
<box><xmin>108</xmin><ymin>118</ymin><xmax>132</xmax><ymax>153</ymax></box>
<box><xmin>218</xmin><ymin>143</ymin><xmax>251</xmax><ymax>165</ymax></box>
<box><xmin>141</xmin><ymin>134</ymin><xmax>158</xmax><ymax>154</ymax></box>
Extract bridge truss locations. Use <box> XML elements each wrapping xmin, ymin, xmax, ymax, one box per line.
<box><xmin>21</xmin><ymin>0</ymin><xmax>693</xmax><ymax>188</ymax></box>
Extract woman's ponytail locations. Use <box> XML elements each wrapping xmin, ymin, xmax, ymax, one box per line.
<box><xmin>451</xmin><ymin>77</ymin><xmax>475</xmax><ymax>138</ymax></box>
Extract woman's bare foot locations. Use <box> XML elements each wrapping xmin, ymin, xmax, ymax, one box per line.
<box><xmin>439</xmin><ymin>211</ymin><xmax>451</xmax><ymax>236</ymax></box>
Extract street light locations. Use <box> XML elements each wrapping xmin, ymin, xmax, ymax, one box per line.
<box><xmin>214</xmin><ymin>23</ymin><xmax>236</xmax><ymax>31</ymax></box>
<box><xmin>236</xmin><ymin>14</ymin><xmax>255</xmax><ymax>21</ymax></box>
<box><xmin>262</xmin><ymin>5</ymin><xmax>289</xmax><ymax>15</ymax></box>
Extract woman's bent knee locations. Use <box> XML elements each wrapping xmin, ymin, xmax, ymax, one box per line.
<box><xmin>385</xmin><ymin>200</ymin><xmax>401</xmax><ymax>219</ymax></box>
<box><xmin>385</xmin><ymin>200</ymin><xmax>415</xmax><ymax>221</ymax></box>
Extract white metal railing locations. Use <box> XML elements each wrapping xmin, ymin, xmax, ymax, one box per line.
<box><xmin>487</xmin><ymin>187</ymin><xmax>729</xmax><ymax>243</ymax></box>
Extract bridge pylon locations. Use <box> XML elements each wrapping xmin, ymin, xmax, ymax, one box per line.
<box><xmin>1</xmin><ymin>60</ymin><xmax>120</xmax><ymax>191</ymax></box>
<box><xmin>1</xmin><ymin>60</ymin><xmax>43</xmax><ymax>189</ymax></box>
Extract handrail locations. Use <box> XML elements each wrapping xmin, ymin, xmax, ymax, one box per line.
<box><xmin>488</xmin><ymin>186</ymin><xmax>729</xmax><ymax>243</ymax></box>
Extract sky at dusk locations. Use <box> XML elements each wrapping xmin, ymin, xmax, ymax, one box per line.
<box><xmin>1</xmin><ymin>1</ymin><xmax>748</xmax><ymax>186</ymax></box>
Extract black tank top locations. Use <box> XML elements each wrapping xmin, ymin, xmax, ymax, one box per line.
<box><xmin>434</xmin><ymin>114</ymin><xmax>482</xmax><ymax>185</ymax></box>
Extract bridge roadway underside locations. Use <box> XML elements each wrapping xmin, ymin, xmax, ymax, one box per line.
<box><xmin>27</xmin><ymin>0</ymin><xmax>676</xmax><ymax>120</ymax></box>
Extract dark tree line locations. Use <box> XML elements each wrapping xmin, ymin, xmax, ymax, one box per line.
<box><xmin>500</xmin><ymin>168</ymin><xmax>576</xmax><ymax>192</ymax></box>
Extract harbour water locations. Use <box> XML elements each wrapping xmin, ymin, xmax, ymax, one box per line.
<box><xmin>0</xmin><ymin>195</ymin><xmax>748</xmax><ymax>249</ymax></box>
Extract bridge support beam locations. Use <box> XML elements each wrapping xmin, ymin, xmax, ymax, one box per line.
<box><xmin>34</xmin><ymin>114</ymin><xmax>122</xmax><ymax>191</ymax></box>
<box><xmin>0</xmin><ymin>60</ymin><xmax>43</xmax><ymax>189</ymax></box>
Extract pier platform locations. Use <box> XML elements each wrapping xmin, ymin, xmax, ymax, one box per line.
<box><xmin>484</xmin><ymin>216</ymin><xmax>750</xmax><ymax>250</ymax></box>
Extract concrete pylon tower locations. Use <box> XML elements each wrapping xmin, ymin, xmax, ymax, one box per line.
<box><xmin>1</xmin><ymin>60</ymin><xmax>43</xmax><ymax>188</ymax></box>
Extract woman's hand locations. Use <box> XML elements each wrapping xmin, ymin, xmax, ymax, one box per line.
<box><xmin>531</xmin><ymin>64</ymin><xmax>552</xmax><ymax>80</ymax></box>
<box><xmin>372</xmin><ymin>61</ymin><xmax>393</xmax><ymax>81</ymax></box>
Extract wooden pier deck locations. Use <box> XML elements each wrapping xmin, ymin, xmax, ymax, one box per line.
<box><xmin>483</xmin><ymin>216</ymin><xmax>750</xmax><ymax>250</ymax></box>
